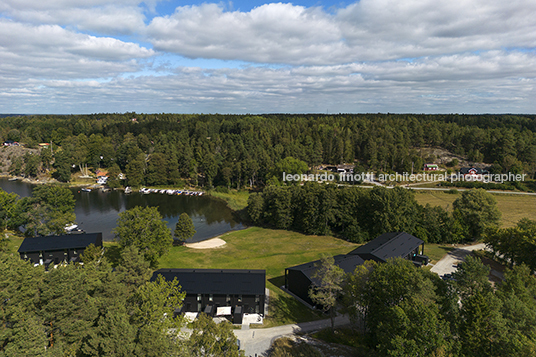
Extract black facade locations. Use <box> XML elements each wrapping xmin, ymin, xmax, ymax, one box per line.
<box><xmin>285</xmin><ymin>232</ymin><xmax>426</xmax><ymax>306</ymax></box>
<box><xmin>285</xmin><ymin>254</ymin><xmax>365</xmax><ymax>306</ymax></box>
<box><xmin>18</xmin><ymin>233</ymin><xmax>103</xmax><ymax>267</ymax></box>
<box><xmin>151</xmin><ymin>269</ymin><xmax>266</xmax><ymax>318</ymax></box>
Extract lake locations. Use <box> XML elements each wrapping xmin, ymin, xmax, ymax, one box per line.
<box><xmin>0</xmin><ymin>178</ymin><xmax>245</xmax><ymax>242</ymax></box>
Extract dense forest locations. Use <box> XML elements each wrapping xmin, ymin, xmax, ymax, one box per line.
<box><xmin>0</xmin><ymin>247</ymin><xmax>243</xmax><ymax>357</ymax></box>
<box><xmin>340</xmin><ymin>256</ymin><xmax>536</xmax><ymax>357</ymax></box>
<box><xmin>248</xmin><ymin>184</ymin><xmax>501</xmax><ymax>243</ymax></box>
<box><xmin>1</xmin><ymin>113</ymin><xmax>536</xmax><ymax>187</ymax></box>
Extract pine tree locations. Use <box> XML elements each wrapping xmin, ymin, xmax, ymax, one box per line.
<box><xmin>174</xmin><ymin>213</ymin><xmax>196</xmax><ymax>243</ymax></box>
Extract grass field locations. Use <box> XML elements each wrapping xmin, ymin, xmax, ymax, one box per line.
<box><xmin>414</xmin><ymin>191</ymin><xmax>536</xmax><ymax>227</ymax></box>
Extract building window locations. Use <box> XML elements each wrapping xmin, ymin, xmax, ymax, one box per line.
<box><xmin>197</xmin><ymin>302</ymin><xmax>202</xmax><ymax>312</ymax></box>
<box><xmin>197</xmin><ymin>294</ymin><xmax>201</xmax><ymax>301</ymax></box>
<box><xmin>209</xmin><ymin>294</ymin><xmax>213</xmax><ymax>302</ymax></box>
<box><xmin>255</xmin><ymin>295</ymin><xmax>259</xmax><ymax>303</ymax></box>
<box><xmin>238</xmin><ymin>295</ymin><xmax>242</xmax><ymax>303</ymax></box>
<box><xmin>226</xmin><ymin>295</ymin><xmax>230</xmax><ymax>303</ymax></box>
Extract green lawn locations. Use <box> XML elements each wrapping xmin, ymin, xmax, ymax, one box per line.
<box><xmin>423</xmin><ymin>244</ymin><xmax>456</xmax><ymax>264</ymax></box>
<box><xmin>158</xmin><ymin>227</ymin><xmax>357</xmax><ymax>278</ymax></box>
<box><xmin>414</xmin><ymin>190</ymin><xmax>536</xmax><ymax>227</ymax></box>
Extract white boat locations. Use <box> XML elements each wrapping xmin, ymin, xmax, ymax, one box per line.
<box><xmin>65</xmin><ymin>224</ymin><xmax>78</xmax><ymax>232</ymax></box>
<box><xmin>81</xmin><ymin>187</ymin><xmax>92</xmax><ymax>192</ymax></box>
<box><xmin>124</xmin><ymin>186</ymin><xmax>132</xmax><ymax>194</ymax></box>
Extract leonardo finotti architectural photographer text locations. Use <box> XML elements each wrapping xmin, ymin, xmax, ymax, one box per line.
<box><xmin>282</xmin><ymin>172</ymin><xmax>528</xmax><ymax>183</ymax></box>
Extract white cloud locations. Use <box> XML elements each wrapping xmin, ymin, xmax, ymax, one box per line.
<box><xmin>146</xmin><ymin>0</ymin><xmax>536</xmax><ymax>65</ymax></box>
<box><xmin>1</xmin><ymin>51</ymin><xmax>534</xmax><ymax>114</ymax></box>
<box><xmin>0</xmin><ymin>0</ymin><xmax>535</xmax><ymax>114</ymax></box>
<box><xmin>0</xmin><ymin>0</ymin><xmax>146</xmax><ymax>34</ymax></box>
<box><xmin>0</xmin><ymin>20</ymin><xmax>154</xmax><ymax>61</ymax></box>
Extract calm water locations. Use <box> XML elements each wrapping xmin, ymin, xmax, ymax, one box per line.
<box><xmin>0</xmin><ymin>178</ymin><xmax>245</xmax><ymax>242</ymax></box>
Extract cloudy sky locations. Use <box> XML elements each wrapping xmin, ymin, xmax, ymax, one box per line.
<box><xmin>0</xmin><ymin>0</ymin><xmax>535</xmax><ymax>114</ymax></box>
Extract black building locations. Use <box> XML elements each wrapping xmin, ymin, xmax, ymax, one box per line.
<box><xmin>285</xmin><ymin>232</ymin><xmax>427</xmax><ymax>306</ymax></box>
<box><xmin>285</xmin><ymin>254</ymin><xmax>365</xmax><ymax>306</ymax></box>
<box><xmin>18</xmin><ymin>232</ymin><xmax>103</xmax><ymax>267</ymax></box>
<box><xmin>347</xmin><ymin>231</ymin><xmax>424</xmax><ymax>263</ymax></box>
<box><xmin>151</xmin><ymin>269</ymin><xmax>266</xmax><ymax>322</ymax></box>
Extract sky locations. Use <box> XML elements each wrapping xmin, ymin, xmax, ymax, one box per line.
<box><xmin>0</xmin><ymin>0</ymin><xmax>535</xmax><ymax>114</ymax></box>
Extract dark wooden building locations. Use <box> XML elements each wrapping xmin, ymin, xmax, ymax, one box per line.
<box><xmin>285</xmin><ymin>232</ymin><xmax>427</xmax><ymax>305</ymax></box>
<box><xmin>18</xmin><ymin>232</ymin><xmax>103</xmax><ymax>267</ymax></box>
<box><xmin>151</xmin><ymin>269</ymin><xmax>266</xmax><ymax>322</ymax></box>
<box><xmin>347</xmin><ymin>231</ymin><xmax>424</xmax><ymax>263</ymax></box>
<box><xmin>285</xmin><ymin>254</ymin><xmax>365</xmax><ymax>306</ymax></box>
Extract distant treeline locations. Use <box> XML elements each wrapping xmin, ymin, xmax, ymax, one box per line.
<box><xmin>1</xmin><ymin>113</ymin><xmax>535</xmax><ymax>187</ymax></box>
<box><xmin>247</xmin><ymin>184</ymin><xmax>501</xmax><ymax>243</ymax></box>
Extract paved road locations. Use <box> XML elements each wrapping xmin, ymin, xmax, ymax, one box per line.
<box><xmin>234</xmin><ymin>315</ymin><xmax>350</xmax><ymax>357</ymax></box>
<box><xmin>430</xmin><ymin>243</ymin><xmax>487</xmax><ymax>276</ymax></box>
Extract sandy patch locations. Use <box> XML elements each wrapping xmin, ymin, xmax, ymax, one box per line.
<box><xmin>184</xmin><ymin>237</ymin><xmax>226</xmax><ymax>249</ymax></box>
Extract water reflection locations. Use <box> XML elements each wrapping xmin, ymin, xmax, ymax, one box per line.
<box><xmin>1</xmin><ymin>178</ymin><xmax>245</xmax><ymax>242</ymax></box>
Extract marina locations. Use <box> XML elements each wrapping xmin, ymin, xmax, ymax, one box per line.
<box><xmin>0</xmin><ymin>178</ymin><xmax>244</xmax><ymax>242</ymax></box>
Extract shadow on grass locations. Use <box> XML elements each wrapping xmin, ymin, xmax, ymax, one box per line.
<box><xmin>426</xmin><ymin>245</ymin><xmax>456</xmax><ymax>263</ymax></box>
<box><xmin>104</xmin><ymin>244</ymin><xmax>122</xmax><ymax>267</ymax></box>
<box><xmin>267</xmin><ymin>276</ymin><xmax>322</xmax><ymax>326</ymax></box>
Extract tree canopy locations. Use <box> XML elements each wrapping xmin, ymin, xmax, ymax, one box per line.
<box><xmin>113</xmin><ymin>206</ymin><xmax>173</xmax><ymax>268</ymax></box>
<box><xmin>174</xmin><ymin>213</ymin><xmax>196</xmax><ymax>243</ymax></box>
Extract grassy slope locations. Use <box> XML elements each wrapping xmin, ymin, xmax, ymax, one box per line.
<box><xmin>414</xmin><ymin>191</ymin><xmax>536</xmax><ymax>227</ymax></box>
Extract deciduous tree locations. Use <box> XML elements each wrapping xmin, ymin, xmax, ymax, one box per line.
<box><xmin>114</xmin><ymin>206</ymin><xmax>173</xmax><ymax>267</ymax></box>
<box><xmin>308</xmin><ymin>255</ymin><xmax>345</xmax><ymax>331</ymax></box>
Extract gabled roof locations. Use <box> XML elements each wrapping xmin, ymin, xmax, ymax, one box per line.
<box><xmin>18</xmin><ymin>233</ymin><xmax>103</xmax><ymax>253</ymax></box>
<box><xmin>348</xmin><ymin>232</ymin><xmax>423</xmax><ymax>263</ymax></box>
<box><xmin>460</xmin><ymin>167</ymin><xmax>489</xmax><ymax>175</ymax></box>
<box><xmin>286</xmin><ymin>254</ymin><xmax>365</xmax><ymax>285</ymax></box>
<box><xmin>151</xmin><ymin>269</ymin><xmax>266</xmax><ymax>295</ymax></box>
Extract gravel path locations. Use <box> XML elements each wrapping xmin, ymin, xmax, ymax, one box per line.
<box><xmin>430</xmin><ymin>243</ymin><xmax>487</xmax><ymax>276</ymax></box>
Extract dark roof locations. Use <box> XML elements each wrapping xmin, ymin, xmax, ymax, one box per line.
<box><xmin>151</xmin><ymin>269</ymin><xmax>266</xmax><ymax>295</ymax></box>
<box><xmin>460</xmin><ymin>167</ymin><xmax>489</xmax><ymax>175</ymax></box>
<box><xmin>348</xmin><ymin>232</ymin><xmax>423</xmax><ymax>263</ymax></box>
<box><xmin>18</xmin><ymin>233</ymin><xmax>103</xmax><ymax>253</ymax></box>
<box><xmin>286</xmin><ymin>254</ymin><xmax>365</xmax><ymax>285</ymax></box>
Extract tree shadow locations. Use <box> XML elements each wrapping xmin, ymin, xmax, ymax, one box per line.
<box><xmin>104</xmin><ymin>244</ymin><xmax>122</xmax><ymax>267</ymax></box>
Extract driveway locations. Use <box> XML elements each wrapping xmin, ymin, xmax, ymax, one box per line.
<box><xmin>234</xmin><ymin>315</ymin><xmax>350</xmax><ymax>357</ymax></box>
<box><xmin>430</xmin><ymin>243</ymin><xmax>487</xmax><ymax>276</ymax></box>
